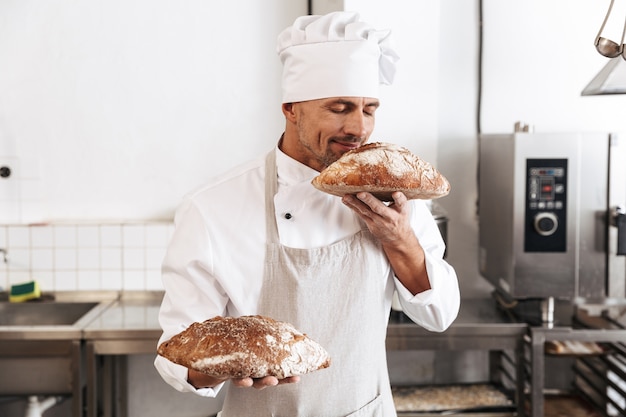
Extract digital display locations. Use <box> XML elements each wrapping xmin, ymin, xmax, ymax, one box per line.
<box><xmin>525</xmin><ymin>159</ymin><xmax>567</xmax><ymax>252</ymax></box>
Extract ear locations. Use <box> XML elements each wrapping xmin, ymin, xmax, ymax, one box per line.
<box><xmin>282</xmin><ymin>103</ymin><xmax>297</xmax><ymax>123</ymax></box>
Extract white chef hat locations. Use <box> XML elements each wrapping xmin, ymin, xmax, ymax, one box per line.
<box><xmin>277</xmin><ymin>11</ymin><xmax>399</xmax><ymax>103</ymax></box>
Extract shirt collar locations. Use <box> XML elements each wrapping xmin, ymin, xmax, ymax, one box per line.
<box><xmin>276</xmin><ymin>144</ymin><xmax>320</xmax><ymax>186</ymax></box>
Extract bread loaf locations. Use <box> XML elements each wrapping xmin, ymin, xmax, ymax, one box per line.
<box><xmin>312</xmin><ymin>142</ymin><xmax>450</xmax><ymax>201</ymax></box>
<box><xmin>157</xmin><ymin>315</ymin><xmax>331</xmax><ymax>379</ymax></box>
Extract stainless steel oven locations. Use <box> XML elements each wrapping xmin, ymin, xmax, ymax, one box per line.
<box><xmin>478</xmin><ymin>131</ymin><xmax>626</xmax><ymax>302</ymax></box>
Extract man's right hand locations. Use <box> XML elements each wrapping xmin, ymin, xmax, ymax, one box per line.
<box><xmin>232</xmin><ymin>375</ymin><xmax>300</xmax><ymax>390</ymax></box>
<box><xmin>188</xmin><ymin>369</ymin><xmax>300</xmax><ymax>390</ymax></box>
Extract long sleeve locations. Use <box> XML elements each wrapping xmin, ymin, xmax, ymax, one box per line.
<box><xmin>394</xmin><ymin>201</ymin><xmax>460</xmax><ymax>331</ymax></box>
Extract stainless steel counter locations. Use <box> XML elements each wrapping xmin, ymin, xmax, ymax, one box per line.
<box><xmin>83</xmin><ymin>296</ymin><xmax>527</xmax><ymax>354</ymax></box>
<box><xmin>84</xmin><ymin>295</ymin><xmax>526</xmax><ymax>353</ymax></box>
<box><xmin>0</xmin><ymin>293</ymin><xmax>526</xmax><ymax>417</ymax></box>
<box><xmin>83</xmin><ymin>291</ymin><xmax>163</xmax><ymax>353</ymax></box>
<box><xmin>79</xmin><ymin>295</ymin><xmax>528</xmax><ymax>417</ymax></box>
<box><xmin>388</xmin><ymin>298</ymin><xmax>527</xmax><ymax>350</ymax></box>
<box><xmin>80</xmin><ymin>295</ymin><xmax>530</xmax><ymax>417</ymax></box>
<box><xmin>82</xmin><ymin>292</ymin><xmax>163</xmax><ymax>417</ymax></box>
<box><xmin>7</xmin><ymin>290</ymin><xmax>625</xmax><ymax>417</ymax></box>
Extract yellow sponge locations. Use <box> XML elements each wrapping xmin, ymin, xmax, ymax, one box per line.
<box><xmin>9</xmin><ymin>281</ymin><xmax>41</xmax><ymax>303</ymax></box>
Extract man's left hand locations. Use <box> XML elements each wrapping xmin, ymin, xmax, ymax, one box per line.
<box><xmin>342</xmin><ymin>191</ymin><xmax>431</xmax><ymax>295</ymax></box>
<box><xmin>341</xmin><ymin>191</ymin><xmax>413</xmax><ymax>245</ymax></box>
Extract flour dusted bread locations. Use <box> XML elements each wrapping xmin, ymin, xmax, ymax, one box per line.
<box><xmin>312</xmin><ymin>142</ymin><xmax>450</xmax><ymax>201</ymax></box>
<box><xmin>157</xmin><ymin>315</ymin><xmax>331</xmax><ymax>379</ymax></box>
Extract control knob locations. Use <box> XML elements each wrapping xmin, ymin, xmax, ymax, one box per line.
<box><xmin>534</xmin><ymin>212</ymin><xmax>558</xmax><ymax>236</ymax></box>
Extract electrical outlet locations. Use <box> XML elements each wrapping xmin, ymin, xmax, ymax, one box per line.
<box><xmin>0</xmin><ymin>156</ymin><xmax>19</xmax><ymax>192</ymax></box>
<box><xmin>0</xmin><ymin>156</ymin><xmax>20</xmax><ymax>223</ymax></box>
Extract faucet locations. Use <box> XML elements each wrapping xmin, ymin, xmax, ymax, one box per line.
<box><xmin>0</xmin><ymin>248</ymin><xmax>6</xmax><ymax>263</ymax></box>
<box><xmin>25</xmin><ymin>396</ymin><xmax>66</xmax><ymax>417</ymax></box>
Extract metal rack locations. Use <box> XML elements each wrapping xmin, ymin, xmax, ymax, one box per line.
<box><xmin>387</xmin><ymin>299</ymin><xmax>527</xmax><ymax>416</ymax></box>
<box><xmin>574</xmin><ymin>311</ymin><xmax>626</xmax><ymax>416</ymax></box>
<box><xmin>526</xmin><ymin>308</ymin><xmax>626</xmax><ymax>417</ymax></box>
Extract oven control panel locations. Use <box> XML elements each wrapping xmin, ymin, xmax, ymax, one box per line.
<box><xmin>524</xmin><ymin>158</ymin><xmax>567</xmax><ymax>252</ymax></box>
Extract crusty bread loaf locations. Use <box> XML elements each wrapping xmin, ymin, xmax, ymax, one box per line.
<box><xmin>157</xmin><ymin>315</ymin><xmax>331</xmax><ymax>379</ymax></box>
<box><xmin>312</xmin><ymin>142</ymin><xmax>450</xmax><ymax>201</ymax></box>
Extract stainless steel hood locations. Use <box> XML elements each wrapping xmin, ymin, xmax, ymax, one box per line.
<box><xmin>582</xmin><ymin>57</ymin><xmax>626</xmax><ymax>96</ymax></box>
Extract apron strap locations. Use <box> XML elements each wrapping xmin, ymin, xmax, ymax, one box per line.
<box><xmin>264</xmin><ymin>149</ymin><xmax>280</xmax><ymax>245</ymax></box>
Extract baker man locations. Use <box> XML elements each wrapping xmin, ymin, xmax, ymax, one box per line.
<box><xmin>155</xmin><ymin>11</ymin><xmax>460</xmax><ymax>417</ymax></box>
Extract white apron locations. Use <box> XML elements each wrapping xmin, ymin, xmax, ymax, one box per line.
<box><xmin>220</xmin><ymin>150</ymin><xmax>397</xmax><ymax>417</ymax></box>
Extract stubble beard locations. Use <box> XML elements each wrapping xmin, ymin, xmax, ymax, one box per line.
<box><xmin>299</xmin><ymin>139</ymin><xmax>337</xmax><ymax>170</ymax></box>
<box><xmin>296</xmin><ymin>122</ymin><xmax>340</xmax><ymax>170</ymax></box>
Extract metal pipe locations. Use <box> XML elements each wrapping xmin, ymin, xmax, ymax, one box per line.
<box><xmin>541</xmin><ymin>297</ymin><xmax>555</xmax><ymax>326</ymax></box>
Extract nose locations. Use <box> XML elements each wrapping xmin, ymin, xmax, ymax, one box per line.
<box><xmin>343</xmin><ymin>111</ymin><xmax>370</xmax><ymax>139</ymax></box>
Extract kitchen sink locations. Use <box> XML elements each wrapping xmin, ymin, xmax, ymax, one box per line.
<box><xmin>0</xmin><ymin>301</ymin><xmax>100</xmax><ymax>326</ymax></box>
<box><xmin>0</xmin><ymin>294</ymin><xmax>116</xmax><ymax>415</ymax></box>
<box><xmin>0</xmin><ymin>295</ymin><xmax>115</xmax><ymax>339</ymax></box>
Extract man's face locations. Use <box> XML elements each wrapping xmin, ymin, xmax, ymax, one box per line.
<box><xmin>288</xmin><ymin>97</ymin><xmax>379</xmax><ymax>171</ymax></box>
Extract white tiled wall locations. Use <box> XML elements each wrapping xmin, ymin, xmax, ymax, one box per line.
<box><xmin>0</xmin><ymin>222</ymin><xmax>173</xmax><ymax>292</ymax></box>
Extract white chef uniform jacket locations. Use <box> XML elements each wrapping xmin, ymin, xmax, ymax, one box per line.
<box><xmin>154</xmin><ymin>144</ymin><xmax>460</xmax><ymax>397</ymax></box>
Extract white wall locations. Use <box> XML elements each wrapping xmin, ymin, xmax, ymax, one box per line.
<box><xmin>0</xmin><ymin>0</ymin><xmax>305</xmax><ymax>222</ymax></box>
<box><xmin>437</xmin><ymin>0</ymin><xmax>487</xmax><ymax>297</ymax></box>
<box><xmin>480</xmin><ymin>0</ymin><xmax>626</xmax><ymax>133</ymax></box>
<box><xmin>0</xmin><ymin>0</ymin><xmax>442</xmax><ymax>224</ymax></box>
